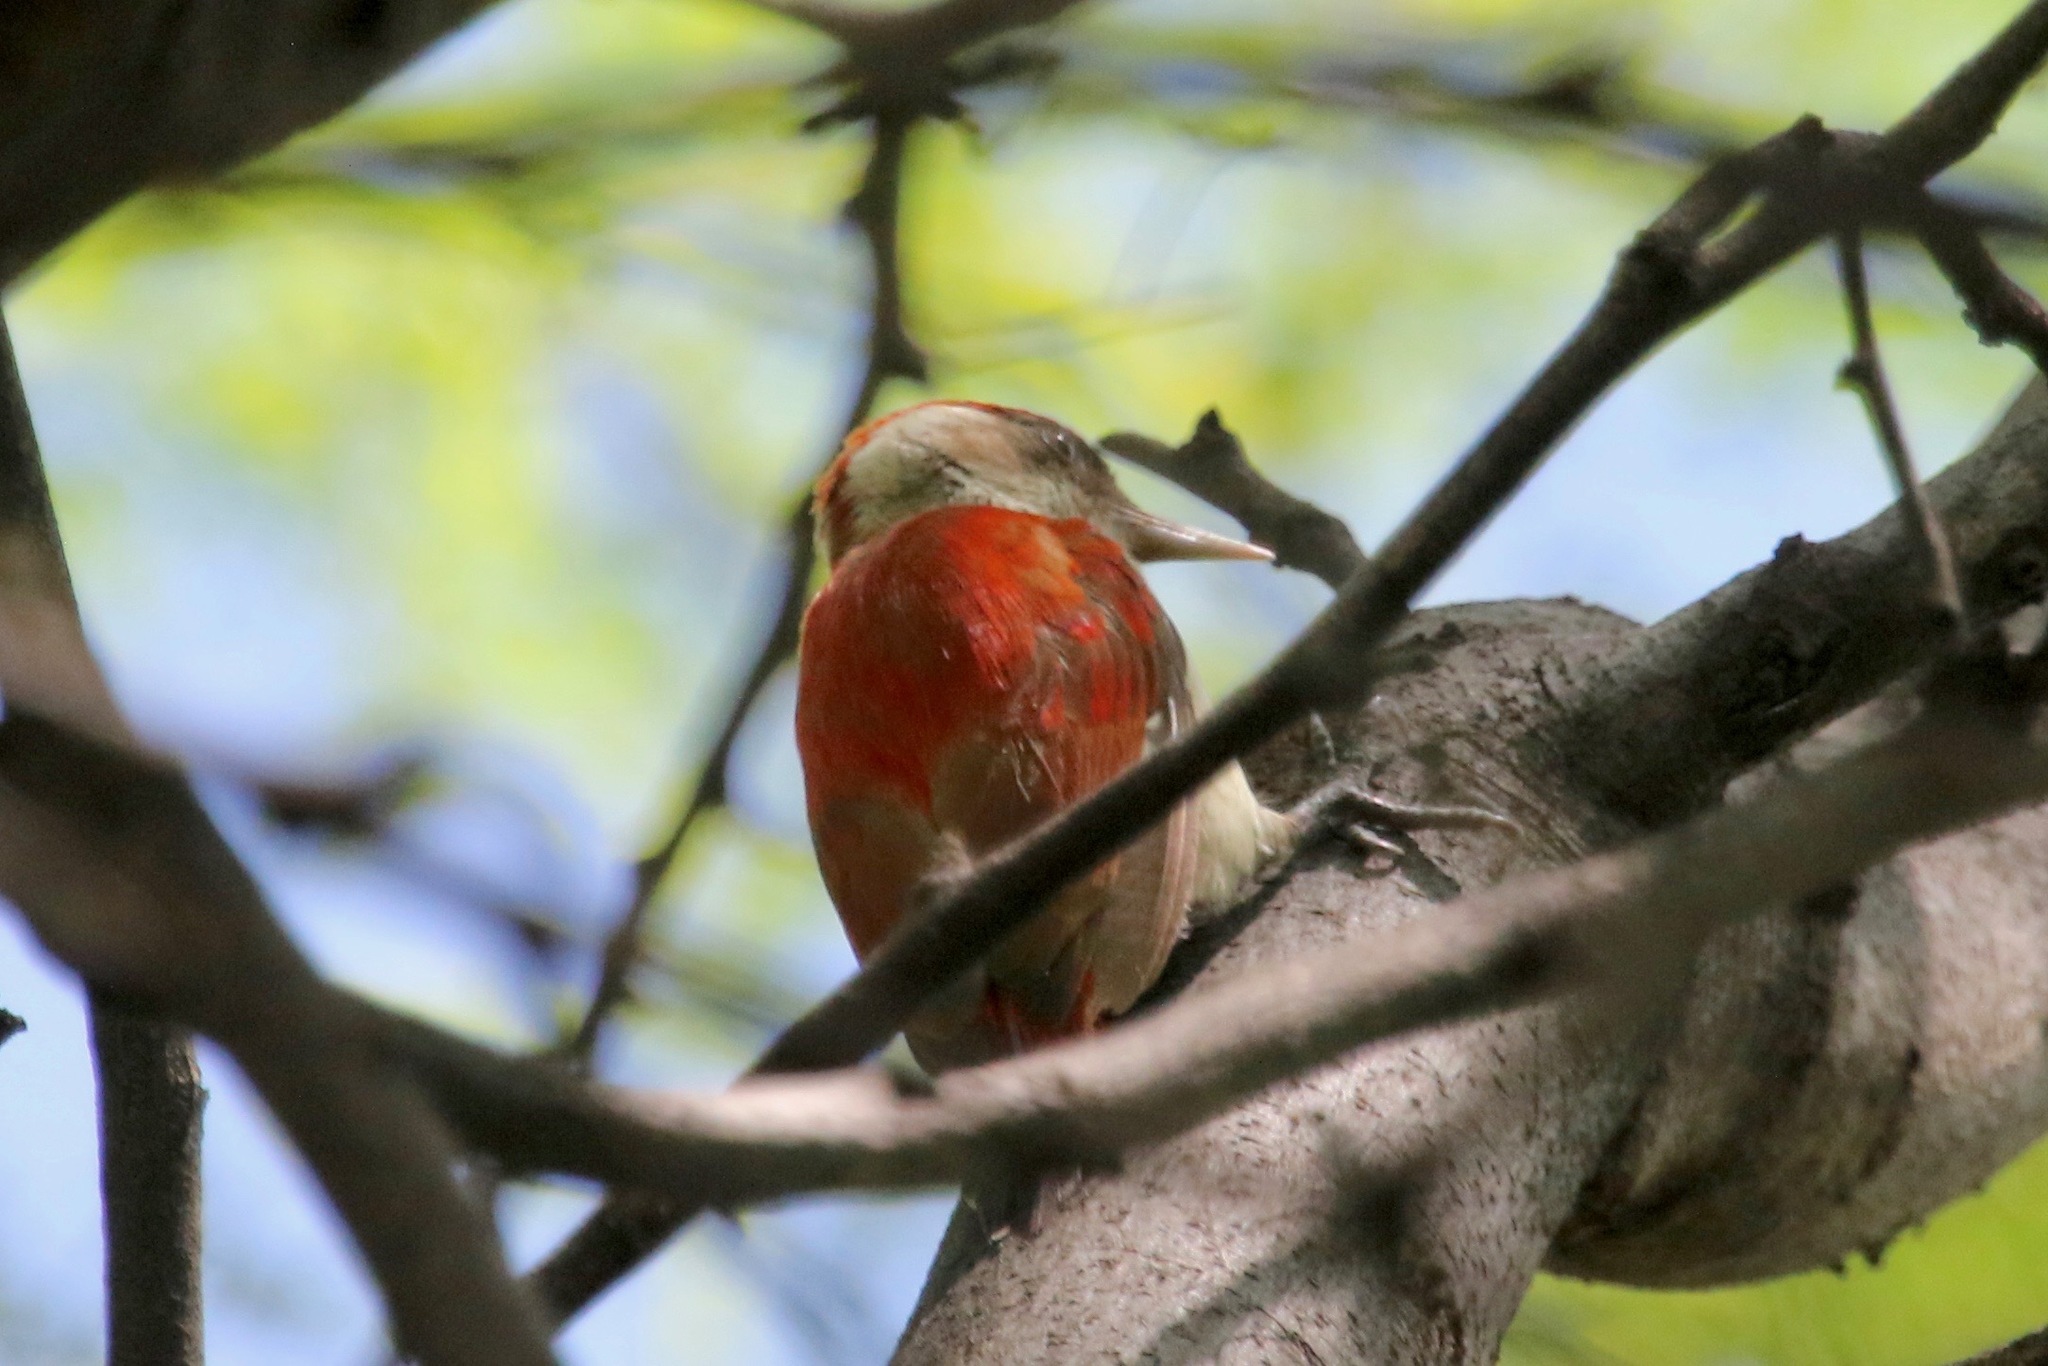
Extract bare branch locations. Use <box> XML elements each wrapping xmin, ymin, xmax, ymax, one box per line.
<box><xmin>359</xmin><ymin>675</ymin><xmax>2048</xmax><ymax>1224</ymax></box>
<box><xmin>0</xmin><ymin>309</ymin><xmax>208</xmax><ymax>1366</ymax></box>
<box><xmin>0</xmin><ymin>710</ymin><xmax>560</xmax><ymax>1366</ymax></box>
<box><xmin>89</xmin><ymin>1002</ymin><xmax>206</xmax><ymax>1366</ymax></box>
<box><xmin>1548</xmin><ymin>366</ymin><xmax>2048</xmax><ymax>829</ymax></box>
<box><xmin>1833</xmin><ymin>228</ymin><xmax>1966</xmax><ymax>629</ymax></box>
<box><xmin>1100</xmin><ymin>411</ymin><xmax>1368</xmax><ymax>591</ymax></box>
<box><xmin>1881</xmin><ymin>0</ymin><xmax>2048</xmax><ymax>178</ymax></box>
<box><xmin>1917</xmin><ymin>202</ymin><xmax>2048</xmax><ymax>378</ymax></box>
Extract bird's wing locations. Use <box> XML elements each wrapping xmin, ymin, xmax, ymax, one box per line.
<box><xmin>795</xmin><ymin>504</ymin><xmax>1196</xmax><ymax>1064</ymax></box>
<box><xmin>926</xmin><ymin>518</ymin><xmax>1198</xmax><ymax>1034</ymax></box>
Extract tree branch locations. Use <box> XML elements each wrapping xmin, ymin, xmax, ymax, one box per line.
<box><xmin>89</xmin><ymin>1003</ymin><xmax>207</xmax><ymax>1366</ymax></box>
<box><xmin>0</xmin><ymin>710</ymin><xmax>560</xmax><ymax>1366</ymax></box>
<box><xmin>3</xmin><ymin>312</ymin><xmax>557</xmax><ymax>1360</ymax></box>
<box><xmin>1917</xmin><ymin>200</ymin><xmax>2048</xmax><ymax>377</ymax></box>
<box><xmin>1100</xmin><ymin>411</ymin><xmax>1367</xmax><ymax>590</ymax></box>
<box><xmin>337</xmin><ymin>677</ymin><xmax>2048</xmax><ymax>1223</ymax></box>
<box><xmin>0</xmin><ymin>310</ymin><xmax>208</xmax><ymax>1366</ymax></box>
<box><xmin>1547</xmin><ymin>373</ymin><xmax>2048</xmax><ymax>825</ymax></box>
<box><xmin>0</xmin><ymin>0</ymin><xmax>514</xmax><ymax>284</ymax></box>
<box><xmin>1</xmin><ymin>604</ymin><xmax>2034</xmax><ymax>1292</ymax></box>
<box><xmin>1833</xmin><ymin>228</ymin><xmax>1965</xmax><ymax>628</ymax></box>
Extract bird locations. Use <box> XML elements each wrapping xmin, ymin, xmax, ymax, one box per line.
<box><xmin>792</xmin><ymin>399</ymin><xmax>1294</xmax><ymax>1072</ymax></box>
<box><xmin>795</xmin><ymin>400</ymin><xmax>1513</xmax><ymax>1073</ymax></box>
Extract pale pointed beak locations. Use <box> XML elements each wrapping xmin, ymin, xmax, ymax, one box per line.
<box><xmin>1113</xmin><ymin>504</ymin><xmax>1273</xmax><ymax>564</ymax></box>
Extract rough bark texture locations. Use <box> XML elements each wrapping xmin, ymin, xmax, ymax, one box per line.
<box><xmin>899</xmin><ymin>601</ymin><xmax>1654</xmax><ymax>1364</ymax></box>
<box><xmin>897</xmin><ymin>391</ymin><xmax>2048</xmax><ymax>1363</ymax></box>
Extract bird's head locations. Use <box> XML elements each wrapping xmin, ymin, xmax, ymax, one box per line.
<box><xmin>812</xmin><ymin>400</ymin><xmax>1271</xmax><ymax>569</ymax></box>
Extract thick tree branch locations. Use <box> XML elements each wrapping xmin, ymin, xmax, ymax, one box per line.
<box><xmin>0</xmin><ymin>310</ymin><xmax>208</xmax><ymax>1366</ymax></box>
<box><xmin>0</xmin><ymin>0</ymin><xmax>513</xmax><ymax>284</ymax></box>
<box><xmin>347</xmin><ymin>685</ymin><xmax>2048</xmax><ymax>1219</ymax></box>
<box><xmin>1</xmin><ymin>603</ymin><xmax>2037</xmax><ymax>1304</ymax></box>
<box><xmin>1548</xmin><ymin>376</ymin><xmax>2048</xmax><ymax>825</ymax></box>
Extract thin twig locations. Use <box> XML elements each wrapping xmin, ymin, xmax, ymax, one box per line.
<box><xmin>742</xmin><ymin>0</ymin><xmax>1091</xmax><ymax>66</ymax></box>
<box><xmin>564</xmin><ymin>106</ymin><xmax>927</xmax><ymax>1065</ymax></box>
<box><xmin>1100</xmin><ymin>410</ymin><xmax>1367</xmax><ymax>590</ymax></box>
<box><xmin>1916</xmin><ymin>199</ymin><xmax>2048</xmax><ymax>378</ymax></box>
<box><xmin>0</xmin><ymin>310</ymin><xmax>209</xmax><ymax>1366</ymax></box>
<box><xmin>529</xmin><ymin>0</ymin><xmax>2048</xmax><ymax>1329</ymax></box>
<box><xmin>1833</xmin><ymin>228</ymin><xmax>1966</xmax><ymax>630</ymax></box>
<box><xmin>1287</xmin><ymin>48</ymin><xmax>2048</xmax><ymax>248</ymax></box>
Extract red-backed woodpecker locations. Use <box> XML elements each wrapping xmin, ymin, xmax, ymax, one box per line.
<box><xmin>795</xmin><ymin>400</ymin><xmax>1295</xmax><ymax>1071</ymax></box>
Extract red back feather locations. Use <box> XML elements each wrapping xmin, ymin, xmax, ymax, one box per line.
<box><xmin>795</xmin><ymin>503</ymin><xmax>1195</xmax><ymax>1066</ymax></box>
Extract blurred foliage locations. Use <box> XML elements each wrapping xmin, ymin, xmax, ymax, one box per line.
<box><xmin>9</xmin><ymin>0</ymin><xmax>2048</xmax><ymax>1361</ymax></box>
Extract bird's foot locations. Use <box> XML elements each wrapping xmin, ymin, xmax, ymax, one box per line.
<box><xmin>1288</xmin><ymin>776</ymin><xmax>1520</xmax><ymax>869</ymax></box>
<box><xmin>966</xmin><ymin>1163</ymin><xmax>1096</xmax><ymax>1242</ymax></box>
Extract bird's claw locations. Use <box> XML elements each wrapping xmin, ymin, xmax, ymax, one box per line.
<box><xmin>1305</xmin><ymin>711</ymin><xmax>1343</xmax><ymax>776</ymax></box>
<box><xmin>1338</xmin><ymin>821</ymin><xmax>1405</xmax><ymax>866</ymax></box>
<box><xmin>1289</xmin><ymin>777</ymin><xmax>1520</xmax><ymax>869</ymax></box>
